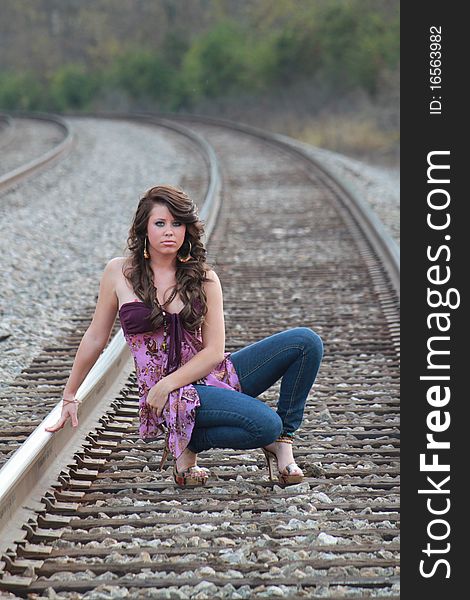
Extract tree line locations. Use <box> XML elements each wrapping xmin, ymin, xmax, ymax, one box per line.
<box><xmin>0</xmin><ymin>0</ymin><xmax>399</xmax><ymax>113</ymax></box>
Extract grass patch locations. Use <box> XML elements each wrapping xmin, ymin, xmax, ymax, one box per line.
<box><xmin>270</xmin><ymin>113</ymin><xmax>399</xmax><ymax>167</ymax></box>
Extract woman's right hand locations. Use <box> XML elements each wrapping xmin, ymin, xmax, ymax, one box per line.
<box><xmin>45</xmin><ymin>395</ymin><xmax>79</xmax><ymax>432</ymax></box>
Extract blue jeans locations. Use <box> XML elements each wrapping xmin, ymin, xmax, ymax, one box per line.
<box><xmin>187</xmin><ymin>327</ymin><xmax>323</xmax><ymax>454</ymax></box>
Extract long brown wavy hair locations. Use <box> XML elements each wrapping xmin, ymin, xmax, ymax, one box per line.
<box><xmin>123</xmin><ymin>185</ymin><xmax>211</xmax><ymax>332</ymax></box>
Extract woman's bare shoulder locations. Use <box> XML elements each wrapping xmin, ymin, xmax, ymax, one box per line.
<box><xmin>102</xmin><ymin>257</ymin><xmax>129</xmax><ymax>281</ymax></box>
<box><xmin>204</xmin><ymin>268</ymin><xmax>220</xmax><ymax>282</ymax></box>
<box><xmin>105</xmin><ymin>256</ymin><xmax>129</xmax><ymax>270</ymax></box>
<box><xmin>203</xmin><ymin>269</ymin><xmax>223</xmax><ymax>298</ymax></box>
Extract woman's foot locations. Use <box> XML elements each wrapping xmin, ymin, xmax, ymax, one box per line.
<box><xmin>175</xmin><ymin>448</ymin><xmax>199</xmax><ymax>473</ymax></box>
<box><xmin>173</xmin><ymin>448</ymin><xmax>209</xmax><ymax>487</ymax></box>
<box><xmin>262</xmin><ymin>436</ymin><xmax>304</xmax><ymax>484</ymax></box>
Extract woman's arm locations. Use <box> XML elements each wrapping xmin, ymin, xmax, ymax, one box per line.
<box><xmin>147</xmin><ymin>269</ymin><xmax>226</xmax><ymax>415</ymax></box>
<box><xmin>45</xmin><ymin>258</ymin><xmax>120</xmax><ymax>431</ymax></box>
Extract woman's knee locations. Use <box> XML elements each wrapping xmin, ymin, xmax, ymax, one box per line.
<box><xmin>256</xmin><ymin>410</ymin><xmax>283</xmax><ymax>447</ymax></box>
<box><xmin>292</xmin><ymin>327</ymin><xmax>323</xmax><ymax>359</ymax></box>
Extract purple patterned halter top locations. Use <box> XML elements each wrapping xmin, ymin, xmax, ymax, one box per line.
<box><xmin>119</xmin><ymin>298</ymin><xmax>241</xmax><ymax>459</ymax></box>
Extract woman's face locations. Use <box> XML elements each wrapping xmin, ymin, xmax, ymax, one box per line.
<box><xmin>146</xmin><ymin>203</ymin><xmax>187</xmax><ymax>258</ymax></box>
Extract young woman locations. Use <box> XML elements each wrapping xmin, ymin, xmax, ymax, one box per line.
<box><xmin>45</xmin><ymin>185</ymin><xmax>323</xmax><ymax>487</ymax></box>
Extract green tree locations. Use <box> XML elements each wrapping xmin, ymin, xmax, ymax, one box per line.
<box><xmin>50</xmin><ymin>65</ymin><xmax>98</xmax><ymax>110</ymax></box>
<box><xmin>181</xmin><ymin>20</ymin><xmax>254</xmax><ymax>101</ymax></box>
<box><xmin>268</xmin><ymin>25</ymin><xmax>321</xmax><ymax>85</ymax></box>
<box><xmin>161</xmin><ymin>30</ymin><xmax>190</xmax><ymax>69</ymax></box>
<box><xmin>316</xmin><ymin>0</ymin><xmax>399</xmax><ymax>95</ymax></box>
<box><xmin>0</xmin><ymin>71</ymin><xmax>44</xmax><ymax>110</ymax></box>
<box><xmin>111</xmin><ymin>51</ymin><xmax>174</xmax><ymax>107</ymax></box>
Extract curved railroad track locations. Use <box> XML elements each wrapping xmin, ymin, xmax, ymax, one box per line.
<box><xmin>0</xmin><ymin>113</ymin><xmax>74</xmax><ymax>194</ymax></box>
<box><xmin>0</xmin><ymin>114</ymin><xmax>400</xmax><ymax>599</ymax></box>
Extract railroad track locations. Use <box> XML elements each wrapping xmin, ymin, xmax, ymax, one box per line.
<box><xmin>0</xmin><ymin>114</ymin><xmax>399</xmax><ymax>599</ymax></box>
<box><xmin>0</xmin><ymin>112</ymin><xmax>74</xmax><ymax>195</ymax></box>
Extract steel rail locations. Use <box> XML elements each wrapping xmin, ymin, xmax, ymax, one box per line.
<box><xmin>160</xmin><ymin>112</ymin><xmax>400</xmax><ymax>300</ymax></box>
<box><xmin>68</xmin><ymin>113</ymin><xmax>222</xmax><ymax>240</ymax></box>
<box><xmin>0</xmin><ymin>112</ymin><xmax>74</xmax><ymax>195</ymax></box>
<box><xmin>0</xmin><ymin>117</ymin><xmax>222</xmax><ymax>557</ymax></box>
<box><xmin>142</xmin><ymin>115</ymin><xmax>222</xmax><ymax>239</ymax></box>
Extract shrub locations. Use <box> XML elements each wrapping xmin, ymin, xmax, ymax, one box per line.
<box><xmin>50</xmin><ymin>65</ymin><xmax>98</xmax><ymax>111</ymax></box>
<box><xmin>0</xmin><ymin>71</ymin><xmax>45</xmax><ymax>110</ymax></box>
<box><xmin>111</xmin><ymin>51</ymin><xmax>174</xmax><ymax>107</ymax></box>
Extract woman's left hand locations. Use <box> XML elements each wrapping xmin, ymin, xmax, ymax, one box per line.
<box><xmin>146</xmin><ymin>379</ymin><xmax>173</xmax><ymax>418</ymax></box>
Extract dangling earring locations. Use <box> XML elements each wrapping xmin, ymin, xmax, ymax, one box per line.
<box><xmin>143</xmin><ymin>237</ymin><xmax>150</xmax><ymax>259</ymax></box>
<box><xmin>177</xmin><ymin>240</ymin><xmax>192</xmax><ymax>263</ymax></box>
